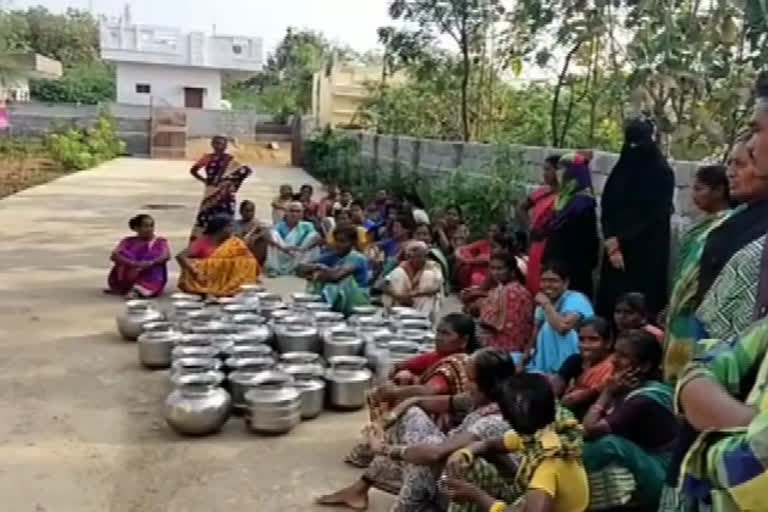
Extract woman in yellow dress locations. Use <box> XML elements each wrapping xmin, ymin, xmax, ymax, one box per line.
<box><xmin>176</xmin><ymin>214</ymin><xmax>260</xmax><ymax>297</ymax></box>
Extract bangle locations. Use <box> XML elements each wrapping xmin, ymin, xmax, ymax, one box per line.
<box><xmin>455</xmin><ymin>448</ymin><xmax>474</xmax><ymax>465</ymax></box>
<box><xmin>388</xmin><ymin>446</ymin><xmax>407</xmax><ymax>460</ymax></box>
<box><xmin>489</xmin><ymin>501</ymin><xmax>507</xmax><ymax>512</ymax></box>
<box><xmin>503</xmin><ymin>430</ymin><xmax>522</xmax><ymax>452</ymax></box>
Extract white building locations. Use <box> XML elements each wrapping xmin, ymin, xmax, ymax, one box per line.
<box><xmin>100</xmin><ymin>22</ymin><xmax>263</xmax><ymax>109</ymax></box>
<box><xmin>0</xmin><ymin>52</ymin><xmax>62</xmax><ymax>103</ymax></box>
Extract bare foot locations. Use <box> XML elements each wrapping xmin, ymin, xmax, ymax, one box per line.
<box><xmin>315</xmin><ymin>482</ymin><xmax>369</xmax><ymax>511</ymax></box>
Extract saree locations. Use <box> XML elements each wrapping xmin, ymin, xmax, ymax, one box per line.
<box><xmin>107</xmin><ymin>236</ymin><xmax>169</xmax><ymax>297</ymax></box>
<box><xmin>676</xmin><ymin>318</ymin><xmax>768</xmax><ymax>512</ymax></box>
<box><xmin>478</xmin><ymin>281</ymin><xmax>534</xmax><ymax>353</ymax></box>
<box><xmin>455</xmin><ymin>240</ymin><xmax>493</xmax><ymax>290</ymax></box>
<box><xmin>178</xmin><ymin>236</ymin><xmax>260</xmax><ymax>297</ymax></box>
<box><xmin>346</xmin><ymin>353</ymin><xmax>471</xmax><ymax>468</ymax></box>
<box><xmin>583</xmin><ymin>381</ymin><xmax>674</xmax><ymax>508</ymax></box>
<box><xmin>526</xmin><ymin>186</ymin><xmax>556</xmax><ymax>295</ymax></box>
<box><xmin>363</xmin><ymin>400</ymin><xmax>508</xmax><ymax>511</ymax></box>
<box><xmin>663</xmin><ymin>211</ymin><xmax>729</xmax><ymax>382</ymax></box>
<box><xmin>266</xmin><ymin>220</ymin><xmax>319</xmax><ymax>275</ymax></box>
<box><xmin>191</xmin><ymin>153</ymin><xmax>252</xmax><ymax>240</ymax></box>
<box><xmin>383</xmin><ymin>260</ymin><xmax>444</xmax><ymax>323</ymax></box>
<box><xmin>307</xmin><ymin>250</ymin><xmax>370</xmax><ymax>316</ymax></box>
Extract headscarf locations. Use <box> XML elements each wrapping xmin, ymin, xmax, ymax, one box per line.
<box><xmin>549</xmin><ymin>152</ymin><xmax>596</xmax><ymax>231</ymax></box>
<box><xmin>600</xmin><ymin>116</ymin><xmax>675</xmax><ymax>239</ymax></box>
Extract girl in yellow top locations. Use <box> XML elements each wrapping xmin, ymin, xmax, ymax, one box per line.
<box><xmin>442</xmin><ymin>373</ymin><xmax>588</xmax><ymax>512</ymax></box>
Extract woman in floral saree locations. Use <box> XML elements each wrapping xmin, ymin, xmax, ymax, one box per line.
<box><xmin>317</xmin><ymin>349</ymin><xmax>516</xmax><ymax>512</ymax></box>
<box><xmin>189</xmin><ymin>136</ymin><xmax>252</xmax><ymax>240</ymax></box>
<box><xmin>662</xmin><ymin>164</ymin><xmax>730</xmax><ymax>381</ymax></box>
<box><xmin>176</xmin><ymin>214</ymin><xmax>260</xmax><ymax>297</ymax></box>
<box><xmin>344</xmin><ymin>313</ymin><xmax>479</xmax><ymax>469</ymax></box>
<box><xmin>106</xmin><ymin>214</ymin><xmax>170</xmax><ymax>298</ymax></box>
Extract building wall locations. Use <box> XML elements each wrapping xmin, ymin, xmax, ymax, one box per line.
<box><xmin>115</xmin><ymin>62</ymin><xmax>222</xmax><ymax>109</ymax></box>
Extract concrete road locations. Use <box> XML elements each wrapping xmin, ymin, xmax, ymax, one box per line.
<box><xmin>0</xmin><ymin>158</ymin><xmax>394</xmax><ymax>511</ymax></box>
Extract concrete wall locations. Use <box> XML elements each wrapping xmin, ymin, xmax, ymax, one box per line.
<box><xmin>115</xmin><ymin>62</ymin><xmax>222</xmax><ymax>109</ymax></box>
<box><xmin>340</xmin><ymin>130</ymin><xmax>701</xmax><ymax>222</ymax></box>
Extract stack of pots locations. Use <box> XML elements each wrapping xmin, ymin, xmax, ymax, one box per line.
<box><xmin>323</xmin><ymin>325</ymin><xmax>363</xmax><ymax>360</ymax></box>
<box><xmin>282</xmin><ymin>363</ymin><xmax>326</xmax><ymax>420</ymax></box>
<box><xmin>244</xmin><ymin>372</ymin><xmax>302</xmax><ymax>434</ymax></box>
<box><xmin>116</xmin><ymin>299</ymin><xmax>164</xmax><ymax>341</ymax></box>
<box><xmin>274</xmin><ymin>315</ymin><xmax>319</xmax><ymax>354</ymax></box>
<box><xmin>227</xmin><ymin>356</ymin><xmax>276</xmax><ymax>411</ymax></box>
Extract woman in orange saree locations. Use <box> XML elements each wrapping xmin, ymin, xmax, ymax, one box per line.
<box><xmin>177</xmin><ymin>215</ymin><xmax>260</xmax><ymax>297</ymax></box>
<box><xmin>189</xmin><ymin>136</ymin><xmax>252</xmax><ymax>240</ymax></box>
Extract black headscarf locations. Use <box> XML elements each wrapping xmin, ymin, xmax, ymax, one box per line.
<box><xmin>600</xmin><ymin>117</ymin><xmax>675</xmax><ymax>241</ymax></box>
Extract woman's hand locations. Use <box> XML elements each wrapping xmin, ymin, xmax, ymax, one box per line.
<box><xmin>393</xmin><ymin>370</ymin><xmax>417</xmax><ymax>385</ymax></box>
<box><xmin>606</xmin><ymin>367</ymin><xmax>642</xmax><ymax>396</ymax></box>
<box><xmin>445</xmin><ymin>449</ymin><xmax>474</xmax><ymax>478</ymax></box>
<box><xmin>534</xmin><ymin>292</ymin><xmax>551</xmax><ymax>307</ymax></box>
<box><xmin>372</xmin><ymin>383</ymin><xmax>398</xmax><ymax>403</ymax></box>
<box><xmin>440</xmin><ymin>477</ymin><xmax>482</xmax><ymax>504</ymax></box>
<box><xmin>608</xmin><ymin>249</ymin><xmax>625</xmax><ymax>270</ymax></box>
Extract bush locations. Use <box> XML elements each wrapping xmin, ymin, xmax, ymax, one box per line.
<box><xmin>30</xmin><ymin>63</ymin><xmax>115</xmax><ymax>105</ymax></box>
<box><xmin>47</xmin><ymin>115</ymin><xmax>125</xmax><ymax>170</ymax></box>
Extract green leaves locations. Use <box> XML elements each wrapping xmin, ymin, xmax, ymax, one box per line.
<box><xmin>47</xmin><ymin>115</ymin><xmax>124</xmax><ymax>171</ymax></box>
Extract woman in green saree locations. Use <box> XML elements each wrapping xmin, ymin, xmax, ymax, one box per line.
<box><xmin>662</xmin><ymin>165</ymin><xmax>730</xmax><ymax>382</ymax></box>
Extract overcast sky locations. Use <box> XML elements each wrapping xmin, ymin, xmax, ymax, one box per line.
<box><xmin>7</xmin><ymin>0</ymin><xmax>394</xmax><ymax>53</ymax></box>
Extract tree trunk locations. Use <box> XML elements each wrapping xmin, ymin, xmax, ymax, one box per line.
<box><xmin>460</xmin><ymin>42</ymin><xmax>471</xmax><ymax>142</ymax></box>
<box><xmin>551</xmin><ymin>40</ymin><xmax>582</xmax><ymax>147</ymax></box>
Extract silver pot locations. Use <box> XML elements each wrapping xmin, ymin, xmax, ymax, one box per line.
<box><xmin>324</xmin><ymin>330</ymin><xmax>364</xmax><ymax>360</ymax></box>
<box><xmin>351</xmin><ymin>305</ymin><xmax>378</xmax><ymax>317</ymax></box>
<box><xmin>225</xmin><ymin>344</ymin><xmax>273</xmax><ymax>360</ymax></box>
<box><xmin>269</xmin><ymin>308</ymin><xmax>295</xmax><ymax>323</ymax></box>
<box><xmin>388</xmin><ymin>341</ymin><xmax>421</xmax><ymax>364</ymax></box>
<box><xmin>182</xmin><ymin>320</ymin><xmax>235</xmax><ymax>336</ymax></box>
<box><xmin>228</xmin><ymin>368</ymin><xmax>275</xmax><ymax>409</ymax></box>
<box><xmin>116</xmin><ymin>300</ymin><xmax>164</xmax><ymax>341</ymax></box>
<box><xmin>171</xmin><ymin>292</ymin><xmax>203</xmax><ymax>302</ymax></box>
<box><xmin>240</xmin><ymin>283</ymin><xmax>267</xmax><ymax>294</ymax></box>
<box><xmin>223</xmin><ymin>303</ymin><xmax>261</xmax><ymax>318</ymax></box>
<box><xmin>314</xmin><ymin>311</ymin><xmax>345</xmax><ymax>326</ymax></box>
<box><xmin>171</xmin><ymin>357</ymin><xmax>222</xmax><ymax>379</ymax></box>
<box><xmin>184</xmin><ymin>309</ymin><xmax>220</xmax><ymax>323</ymax></box>
<box><xmin>400</xmin><ymin>329</ymin><xmax>432</xmax><ymax>344</ymax></box>
<box><xmin>291</xmin><ymin>369</ymin><xmax>325</xmax><ymax>420</ymax></box>
<box><xmin>275</xmin><ymin>324</ymin><xmax>319</xmax><ymax>354</ymax></box>
<box><xmin>364</xmin><ymin>330</ymin><xmax>399</xmax><ymax>368</ymax></box>
<box><xmin>325</xmin><ymin>356</ymin><xmax>371</xmax><ymax>409</ymax></box>
<box><xmin>255</xmin><ymin>291</ymin><xmax>282</xmax><ymax>302</ymax></box>
<box><xmin>302</xmin><ymin>302</ymin><xmax>332</xmax><ymax>314</ymax></box>
<box><xmin>172</xmin><ymin>345</ymin><xmax>219</xmax><ymax>361</ymax></box>
<box><xmin>279</xmin><ymin>351</ymin><xmax>325</xmax><ymax>378</ymax></box>
<box><xmin>291</xmin><ymin>292</ymin><xmax>323</xmax><ymax>304</ymax></box>
<box><xmin>142</xmin><ymin>321</ymin><xmax>178</xmax><ymax>335</ymax></box>
<box><xmin>351</xmin><ymin>315</ymin><xmax>391</xmax><ymax>331</ymax></box>
<box><xmin>391</xmin><ymin>307</ymin><xmax>429</xmax><ymax>320</ymax></box>
<box><xmin>244</xmin><ymin>372</ymin><xmax>301</xmax><ymax>434</ymax></box>
<box><xmin>138</xmin><ymin>330</ymin><xmax>178</xmax><ymax>369</ymax></box>
<box><xmin>177</xmin><ymin>333</ymin><xmax>211</xmax><ymax>347</ymax></box>
<box><xmin>398</xmin><ymin>318</ymin><xmax>433</xmax><ymax>331</ymax></box>
<box><xmin>165</xmin><ymin>371</ymin><xmax>230</xmax><ymax>436</ymax></box>
<box><xmin>170</xmin><ymin>300</ymin><xmax>204</xmax><ymax>322</ymax></box>
<box><xmin>225</xmin><ymin>356</ymin><xmax>275</xmax><ymax>373</ymax></box>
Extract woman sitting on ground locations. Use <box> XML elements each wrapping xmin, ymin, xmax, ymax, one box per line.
<box><xmin>413</xmin><ymin>223</ymin><xmax>450</xmax><ymax>287</ymax></box>
<box><xmin>473</xmin><ymin>251</ymin><xmax>534</xmax><ymax>359</ymax></box>
<box><xmin>322</xmin><ymin>208</ymin><xmax>370</xmax><ymax>252</ymax></box>
<box><xmin>527</xmin><ymin>260</ymin><xmax>594</xmax><ymax>374</ymax></box>
<box><xmin>176</xmin><ymin>214</ymin><xmax>260</xmax><ymax>297</ymax></box>
<box><xmin>373</xmin><ymin>213</ymin><xmax>415</xmax><ymax>278</ymax></box>
<box><xmin>382</xmin><ymin>241</ymin><xmax>444</xmax><ymax>323</ymax></box>
<box><xmin>234</xmin><ymin>200</ymin><xmax>268</xmax><ymax>265</ymax></box>
<box><xmin>614</xmin><ymin>291</ymin><xmax>664</xmax><ymax>343</ymax></box>
<box><xmin>266</xmin><ymin>201</ymin><xmax>320</xmax><ymax>276</ymax></box>
<box><xmin>106</xmin><ymin>213</ymin><xmax>170</xmax><ymax>298</ymax></box>
<box><xmin>454</xmin><ymin>222</ymin><xmax>505</xmax><ymax>290</ymax></box>
<box><xmin>581</xmin><ymin>329</ymin><xmax>676</xmax><ymax>510</ymax></box>
<box><xmin>271</xmin><ymin>184</ymin><xmax>293</xmax><ymax>225</ymax></box>
<box><xmin>550</xmin><ymin>316</ymin><xmax>614</xmax><ymax>419</ymax></box>
<box><xmin>345</xmin><ymin>313</ymin><xmax>479</xmax><ymax>468</ymax></box>
<box><xmin>317</xmin><ymin>349</ymin><xmax>516</xmax><ymax>511</ymax></box>
<box><xmin>297</xmin><ymin>225</ymin><xmax>370</xmax><ymax>315</ymax></box>
<box><xmin>442</xmin><ymin>372</ymin><xmax>588</xmax><ymax>512</ymax></box>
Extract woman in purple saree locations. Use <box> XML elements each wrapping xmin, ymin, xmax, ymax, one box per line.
<box><xmin>106</xmin><ymin>214</ymin><xmax>170</xmax><ymax>298</ymax></box>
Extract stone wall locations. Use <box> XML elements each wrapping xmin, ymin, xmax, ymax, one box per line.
<box><xmin>341</xmin><ymin>130</ymin><xmax>702</xmax><ymax>222</ymax></box>
<box><xmin>6</xmin><ymin>102</ymin><xmax>275</xmax><ymax>157</ymax></box>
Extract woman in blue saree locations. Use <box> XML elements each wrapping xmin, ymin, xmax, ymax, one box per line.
<box><xmin>298</xmin><ymin>225</ymin><xmax>371</xmax><ymax>315</ymax></box>
<box><xmin>266</xmin><ymin>201</ymin><xmax>320</xmax><ymax>276</ymax></box>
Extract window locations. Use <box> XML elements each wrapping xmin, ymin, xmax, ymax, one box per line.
<box><xmin>232</xmin><ymin>44</ymin><xmax>242</xmax><ymax>55</ymax></box>
<box><xmin>135</xmin><ymin>83</ymin><xmax>151</xmax><ymax>94</ymax></box>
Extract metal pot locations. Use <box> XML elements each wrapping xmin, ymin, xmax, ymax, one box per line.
<box><xmin>388</xmin><ymin>341</ymin><xmax>421</xmax><ymax>364</ymax></box>
<box><xmin>269</xmin><ymin>308</ymin><xmax>295</xmax><ymax>323</ymax></box>
<box><xmin>177</xmin><ymin>333</ymin><xmax>211</xmax><ymax>347</ymax></box>
<box><xmin>116</xmin><ymin>300</ymin><xmax>164</xmax><ymax>341</ymax></box>
<box><xmin>398</xmin><ymin>318</ymin><xmax>433</xmax><ymax>331</ymax></box>
<box><xmin>244</xmin><ymin>372</ymin><xmax>301</xmax><ymax>434</ymax></box>
<box><xmin>182</xmin><ymin>320</ymin><xmax>235</xmax><ymax>336</ymax></box>
<box><xmin>324</xmin><ymin>330</ymin><xmax>364</xmax><ymax>360</ymax></box>
<box><xmin>234</xmin><ymin>284</ymin><xmax>267</xmax><ymax>307</ymax></box>
<box><xmin>169</xmin><ymin>300</ymin><xmax>204</xmax><ymax>322</ymax></box>
<box><xmin>400</xmin><ymin>329</ymin><xmax>432</xmax><ymax>344</ymax></box>
<box><xmin>172</xmin><ymin>345</ymin><xmax>219</xmax><ymax>361</ymax></box>
<box><xmin>278</xmin><ymin>351</ymin><xmax>325</xmax><ymax>378</ymax></box>
<box><xmin>325</xmin><ymin>356</ymin><xmax>371</xmax><ymax>409</ymax></box>
<box><xmin>291</xmin><ymin>292</ymin><xmax>322</xmax><ymax>304</ymax></box>
<box><xmin>171</xmin><ymin>292</ymin><xmax>203</xmax><ymax>303</ymax></box>
<box><xmin>275</xmin><ymin>324</ymin><xmax>319</xmax><ymax>354</ymax></box>
<box><xmin>290</xmin><ymin>369</ymin><xmax>325</xmax><ymax>420</ymax></box>
<box><xmin>351</xmin><ymin>305</ymin><xmax>378</xmax><ymax>317</ymax></box>
<box><xmin>223</xmin><ymin>303</ymin><xmax>261</xmax><ymax>318</ymax></box>
<box><xmin>364</xmin><ymin>330</ymin><xmax>399</xmax><ymax>369</ymax></box>
<box><xmin>225</xmin><ymin>356</ymin><xmax>275</xmax><ymax>373</ymax></box>
<box><xmin>351</xmin><ymin>315</ymin><xmax>391</xmax><ymax>331</ymax></box>
<box><xmin>165</xmin><ymin>371</ymin><xmax>230</xmax><ymax>436</ymax></box>
<box><xmin>302</xmin><ymin>302</ymin><xmax>332</xmax><ymax>314</ymax></box>
<box><xmin>171</xmin><ymin>357</ymin><xmax>222</xmax><ymax>379</ymax></box>
<box><xmin>225</xmin><ymin>344</ymin><xmax>273</xmax><ymax>360</ymax></box>
<box><xmin>391</xmin><ymin>307</ymin><xmax>429</xmax><ymax>320</ymax></box>
<box><xmin>184</xmin><ymin>309</ymin><xmax>220</xmax><ymax>323</ymax></box>
<box><xmin>228</xmin><ymin>368</ymin><xmax>274</xmax><ymax>410</ymax></box>
<box><xmin>142</xmin><ymin>321</ymin><xmax>178</xmax><ymax>335</ymax></box>
<box><xmin>255</xmin><ymin>291</ymin><xmax>282</xmax><ymax>302</ymax></box>
<box><xmin>138</xmin><ymin>330</ymin><xmax>178</xmax><ymax>369</ymax></box>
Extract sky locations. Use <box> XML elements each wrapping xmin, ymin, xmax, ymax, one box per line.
<box><xmin>7</xmin><ymin>0</ymin><xmax>395</xmax><ymax>54</ymax></box>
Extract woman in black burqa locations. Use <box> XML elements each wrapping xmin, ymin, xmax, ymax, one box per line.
<box><xmin>596</xmin><ymin>117</ymin><xmax>675</xmax><ymax>319</ymax></box>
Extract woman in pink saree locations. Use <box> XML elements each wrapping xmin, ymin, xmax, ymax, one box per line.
<box><xmin>106</xmin><ymin>214</ymin><xmax>170</xmax><ymax>298</ymax></box>
<box><xmin>524</xmin><ymin>154</ymin><xmax>559</xmax><ymax>295</ymax></box>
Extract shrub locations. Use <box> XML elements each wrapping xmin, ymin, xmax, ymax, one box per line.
<box><xmin>47</xmin><ymin>115</ymin><xmax>125</xmax><ymax>170</ymax></box>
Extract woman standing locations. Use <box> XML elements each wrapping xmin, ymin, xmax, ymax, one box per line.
<box><xmin>542</xmin><ymin>152</ymin><xmax>599</xmax><ymax>299</ymax></box>
<box><xmin>662</xmin><ymin>165</ymin><xmax>730</xmax><ymax>381</ymax></box>
<box><xmin>106</xmin><ymin>214</ymin><xmax>170</xmax><ymax>298</ymax></box>
<box><xmin>597</xmin><ymin>117</ymin><xmax>675</xmax><ymax>318</ymax></box>
<box><xmin>524</xmin><ymin>155</ymin><xmax>559</xmax><ymax>295</ymax></box>
<box><xmin>189</xmin><ymin>135</ymin><xmax>252</xmax><ymax>240</ymax></box>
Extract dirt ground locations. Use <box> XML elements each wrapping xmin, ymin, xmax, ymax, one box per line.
<box><xmin>186</xmin><ymin>138</ymin><xmax>293</xmax><ymax>167</ymax></box>
<box><xmin>0</xmin><ymin>157</ymin><xmax>397</xmax><ymax>511</ymax></box>
<box><xmin>0</xmin><ymin>157</ymin><xmax>68</xmax><ymax>199</ymax></box>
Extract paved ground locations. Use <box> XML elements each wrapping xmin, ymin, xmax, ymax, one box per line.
<box><xmin>0</xmin><ymin>158</ymin><xmax>396</xmax><ymax>511</ymax></box>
